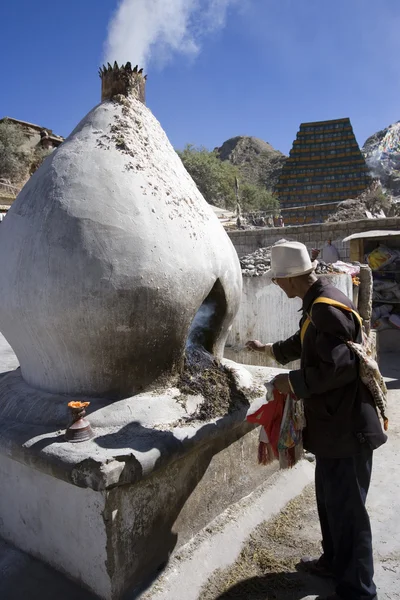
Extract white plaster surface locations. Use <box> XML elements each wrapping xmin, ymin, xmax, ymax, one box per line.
<box><xmin>0</xmin><ymin>332</ymin><xmax>19</xmax><ymax>370</ymax></box>
<box><xmin>0</xmin><ymin>95</ymin><xmax>242</xmax><ymax>398</ymax></box>
<box><xmin>227</xmin><ymin>272</ymin><xmax>353</xmax><ymax>349</ymax></box>
<box><xmin>0</xmin><ymin>453</ymin><xmax>109</xmax><ymax>599</ymax></box>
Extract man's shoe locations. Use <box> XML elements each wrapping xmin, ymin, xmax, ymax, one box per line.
<box><xmin>298</xmin><ymin>556</ymin><xmax>334</xmax><ymax>579</ymax></box>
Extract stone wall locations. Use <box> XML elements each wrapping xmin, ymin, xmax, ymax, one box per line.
<box><xmin>228</xmin><ymin>217</ymin><xmax>400</xmax><ymax>260</ymax></box>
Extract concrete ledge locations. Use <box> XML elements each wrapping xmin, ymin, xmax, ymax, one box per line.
<box><xmin>0</xmin><ymin>424</ymin><xmax>280</xmax><ymax>599</ymax></box>
<box><xmin>0</xmin><ymin>362</ymin><xmax>287</xmax><ymax>599</ymax></box>
<box><xmin>0</xmin><ymin>363</ymin><xmax>283</xmax><ymax>491</ymax></box>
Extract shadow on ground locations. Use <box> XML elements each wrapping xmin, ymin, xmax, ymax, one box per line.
<box><xmin>213</xmin><ymin>570</ymin><xmax>333</xmax><ymax>599</ymax></box>
<box><xmin>379</xmin><ymin>353</ymin><xmax>400</xmax><ymax>391</ymax></box>
<box><xmin>0</xmin><ymin>539</ymin><xmax>97</xmax><ymax>600</ymax></box>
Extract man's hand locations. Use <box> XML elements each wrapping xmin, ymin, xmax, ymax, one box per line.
<box><xmin>246</xmin><ymin>341</ymin><xmax>275</xmax><ymax>360</ymax></box>
<box><xmin>273</xmin><ymin>373</ymin><xmax>292</xmax><ymax>395</ymax></box>
<box><xmin>311</xmin><ymin>248</ymin><xmax>320</xmax><ymax>261</ymax></box>
<box><xmin>246</xmin><ymin>340</ymin><xmax>265</xmax><ymax>352</ymax></box>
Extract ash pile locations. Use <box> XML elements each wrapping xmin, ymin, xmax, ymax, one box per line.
<box><xmin>179</xmin><ymin>346</ymin><xmax>250</xmax><ymax>421</ymax></box>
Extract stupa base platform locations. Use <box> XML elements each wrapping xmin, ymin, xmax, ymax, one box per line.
<box><xmin>0</xmin><ymin>362</ymin><xmax>287</xmax><ymax>600</ymax></box>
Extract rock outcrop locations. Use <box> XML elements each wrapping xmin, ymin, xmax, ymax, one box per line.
<box><xmin>362</xmin><ymin>121</ymin><xmax>400</xmax><ymax>199</ymax></box>
<box><xmin>326</xmin><ymin>180</ymin><xmax>391</xmax><ymax>223</ymax></box>
<box><xmin>215</xmin><ymin>136</ymin><xmax>286</xmax><ymax>190</ymax></box>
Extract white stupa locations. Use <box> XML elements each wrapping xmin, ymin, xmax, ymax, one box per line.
<box><xmin>0</xmin><ymin>63</ymin><xmax>242</xmax><ymax>399</ymax></box>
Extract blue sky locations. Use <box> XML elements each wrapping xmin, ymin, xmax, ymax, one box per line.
<box><xmin>1</xmin><ymin>0</ymin><xmax>399</xmax><ymax>156</ymax></box>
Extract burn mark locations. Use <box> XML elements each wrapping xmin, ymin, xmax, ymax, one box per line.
<box><xmin>179</xmin><ymin>281</ymin><xmax>249</xmax><ymax>419</ymax></box>
<box><xmin>186</xmin><ymin>279</ymin><xmax>227</xmax><ymax>353</ymax></box>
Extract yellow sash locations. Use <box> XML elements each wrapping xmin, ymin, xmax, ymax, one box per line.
<box><xmin>300</xmin><ymin>297</ymin><xmax>363</xmax><ymax>345</ymax></box>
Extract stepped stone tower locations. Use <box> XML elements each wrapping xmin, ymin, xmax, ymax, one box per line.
<box><xmin>276</xmin><ymin>118</ymin><xmax>371</xmax><ymax>225</ymax></box>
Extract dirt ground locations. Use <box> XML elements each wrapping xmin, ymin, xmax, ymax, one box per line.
<box><xmin>198</xmin><ymin>352</ymin><xmax>400</xmax><ymax>600</ymax></box>
<box><xmin>200</xmin><ymin>485</ymin><xmax>334</xmax><ymax>600</ymax></box>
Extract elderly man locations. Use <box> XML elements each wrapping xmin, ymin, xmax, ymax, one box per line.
<box><xmin>246</xmin><ymin>241</ymin><xmax>386</xmax><ymax>600</ymax></box>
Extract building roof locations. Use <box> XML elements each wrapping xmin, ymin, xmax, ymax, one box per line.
<box><xmin>0</xmin><ymin>117</ymin><xmax>63</xmax><ymax>142</ymax></box>
<box><xmin>300</xmin><ymin>117</ymin><xmax>350</xmax><ymax>127</ymax></box>
<box><xmin>343</xmin><ymin>230</ymin><xmax>400</xmax><ymax>242</ymax></box>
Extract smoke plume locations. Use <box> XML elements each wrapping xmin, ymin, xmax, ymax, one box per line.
<box><xmin>104</xmin><ymin>0</ymin><xmax>239</xmax><ymax>68</ymax></box>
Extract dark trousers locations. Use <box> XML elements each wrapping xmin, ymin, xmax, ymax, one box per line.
<box><xmin>315</xmin><ymin>445</ymin><xmax>377</xmax><ymax>600</ymax></box>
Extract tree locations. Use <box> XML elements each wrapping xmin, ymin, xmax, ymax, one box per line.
<box><xmin>239</xmin><ymin>182</ymin><xmax>280</xmax><ymax>213</ymax></box>
<box><xmin>177</xmin><ymin>144</ymin><xmax>280</xmax><ymax>213</ymax></box>
<box><xmin>29</xmin><ymin>146</ymin><xmax>53</xmax><ymax>175</ymax></box>
<box><xmin>177</xmin><ymin>144</ymin><xmax>238</xmax><ymax>208</ymax></box>
<box><xmin>363</xmin><ymin>183</ymin><xmax>392</xmax><ymax>213</ymax></box>
<box><xmin>0</xmin><ymin>119</ymin><xmax>31</xmax><ymax>183</ymax></box>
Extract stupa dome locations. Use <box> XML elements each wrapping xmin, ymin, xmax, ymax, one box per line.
<box><xmin>0</xmin><ymin>63</ymin><xmax>242</xmax><ymax>399</ymax></box>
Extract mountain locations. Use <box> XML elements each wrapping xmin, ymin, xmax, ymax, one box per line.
<box><xmin>362</xmin><ymin>121</ymin><xmax>400</xmax><ymax>199</ymax></box>
<box><xmin>215</xmin><ymin>136</ymin><xmax>286</xmax><ymax>190</ymax></box>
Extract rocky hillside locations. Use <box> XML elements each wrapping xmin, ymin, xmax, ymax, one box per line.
<box><xmin>326</xmin><ymin>180</ymin><xmax>392</xmax><ymax>222</ymax></box>
<box><xmin>362</xmin><ymin>121</ymin><xmax>400</xmax><ymax>199</ymax></box>
<box><xmin>215</xmin><ymin>136</ymin><xmax>286</xmax><ymax>191</ymax></box>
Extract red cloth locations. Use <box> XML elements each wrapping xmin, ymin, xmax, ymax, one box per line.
<box><xmin>246</xmin><ymin>389</ymin><xmax>286</xmax><ymax>458</ymax></box>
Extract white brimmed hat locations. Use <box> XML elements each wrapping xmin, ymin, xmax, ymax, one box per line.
<box><xmin>270</xmin><ymin>240</ymin><xmax>316</xmax><ymax>279</ymax></box>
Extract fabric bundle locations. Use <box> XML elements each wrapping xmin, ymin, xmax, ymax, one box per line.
<box><xmin>246</xmin><ymin>389</ymin><xmax>305</xmax><ymax>469</ymax></box>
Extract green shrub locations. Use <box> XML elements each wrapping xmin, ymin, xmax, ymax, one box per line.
<box><xmin>177</xmin><ymin>144</ymin><xmax>280</xmax><ymax>212</ymax></box>
<box><xmin>0</xmin><ymin>119</ymin><xmax>31</xmax><ymax>182</ymax></box>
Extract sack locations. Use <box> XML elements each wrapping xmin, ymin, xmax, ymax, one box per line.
<box><xmin>303</xmin><ymin>297</ymin><xmax>389</xmax><ymax>431</ymax></box>
<box><xmin>367</xmin><ymin>245</ymin><xmax>398</xmax><ymax>271</ymax></box>
<box><xmin>346</xmin><ymin>336</ymin><xmax>388</xmax><ymax>431</ymax></box>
